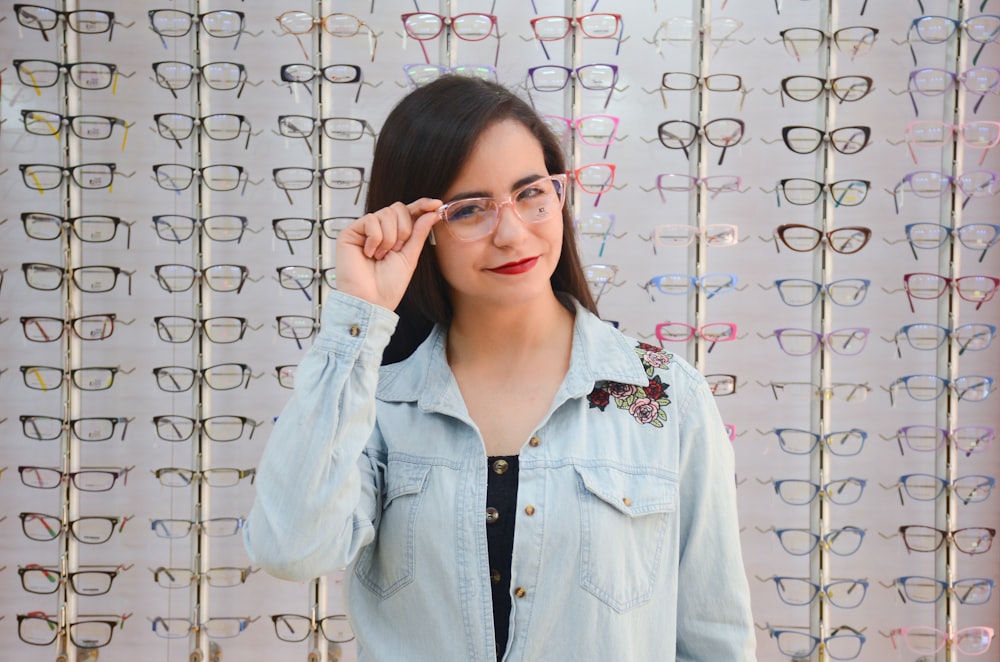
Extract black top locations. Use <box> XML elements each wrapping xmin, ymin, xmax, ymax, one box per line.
<box><xmin>485</xmin><ymin>455</ymin><xmax>519</xmax><ymax>661</ymax></box>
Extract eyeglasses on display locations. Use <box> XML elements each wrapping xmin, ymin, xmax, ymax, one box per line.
<box><xmin>154</xmin><ymin>112</ymin><xmax>252</xmax><ymax>149</ymax></box>
<box><xmin>22</xmin><ymin>262</ymin><xmax>133</xmax><ymax>294</ymax></box>
<box><xmin>655</xmin><ymin>118</ymin><xmax>744</xmax><ymax>165</ymax></box>
<box><xmin>530</xmin><ymin>13</ymin><xmax>623</xmax><ymax>60</ymax></box>
<box><xmin>272</xmin><ymin>166</ymin><xmax>365</xmax><ymax>205</ymax></box>
<box><xmin>278</xmin><ymin>63</ymin><xmax>365</xmax><ymax>101</ymax></box>
<box><xmin>152</xmin><ymin>60</ymin><xmax>249</xmax><ymax>97</ymax></box>
<box><xmin>776</xmin><ymin>26</ymin><xmax>878</xmax><ymax>62</ymax></box>
<box><xmin>271</xmin><ymin>613</ymin><xmax>355</xmax><ymax>643</ymax></box>
<box><xmin>18</xmin><ymin>563</ymin><xmax>132</xmax><ymax>596</ymax></box>
<box><xmin>766</xmin><ymin>526</ymin><xmax>866</xmax><ymax>556</ymax></box>
<box><xmin>770</xmin><ymin>278</ymin><xmax>871</xmax><ymax>307</ymax></box>
<box><xmin>21</xmin><ymin>109</ymin><xmax>130</xmax><ymax>147</ymax></box>
<box><xmin>436</xmin><ymin>174</ymin><xmax>567</xmax><ymax>241</ymax></box>
<box><xmin>771</xmin><ymin>224</ymin><xmax>871</xmax><ymax>254</ymax></box>
<box><xmin>887</xmin><ymin>424</ymin><xmax>994</xmax><ymax>456</ymax></box>
<box><xmin>650</xmin><ymin>17</ymin><xmax>751</xmax><ymax>57</ymax></box>
<box><xmin>150</xmin><ymin>566</ymin><xmax>258</xmax><ymax>589</ymax></box>
<box><xmin>151</xmin><ymin>467</ymin><xmax>255</xmax><ymax>488</ymax></box>
<box><xmin>18</xmin><ymin>465</ymin><xmax>134</xmax><ymax>492</ymax></box>
<box><xmin>891</xmin><ymin>322</ymin><xmax>996</xmax><ymax>356</ymax></box>
<box><xmin>887</xmin><ymin>374</ymin><xmax>993</xmax><ymax>405</ymax></box>
<box><xmin>890</xmin><ymin>625</ymin><xmax>995</xmax><ymax>656</ymax></box>
<box><xmin>888</xmin><ymin>473</ymin><xmax>995</xmax><ymax>505</ymax></box>
<box><xmin>272</xmin><ymin>216</ymin><xmax>352</xmax><ymax>254</ymax></box>
<box><xmin>765</xmin><ymin>427</ymin><xmax>868</xmax><ymax>456</ymax></box>
<box><xmin>654</xmin><ymin>321</ymin><xmax>738</xmax><ymax>352</ymax></box>
<box><xmin>904</xmin><ymin>120</ymin><xmax>1000</xmax><ymax>164</ymax></box>
<box><xmin>402</xmin><ymin>63</ymin><xmax>498</xmax><ymax>87</ymax></box>
<box><xmin>762</xmin><ymin>576</ymin><xmax>869</xmax><ymax>609</ymax></box>
<box><xmin>770</xmin><ymin>477</ymin><xmax>867</xmax><ymax>506</ymax></box>
<box><xmin>898</xmin><ymin>525</ymin><xmax>995</xmax><ymax>555</ymax></box>
<box><xmin>582</xmin><ymin>263</ymin><xmax>621</xmax><ymax>303</ymax></box>
<box><xmin>907</xmin><ymin>14</ymin><xmax>1000</xmax><ymax>65</ymax></box>
<box><xmin>401</xmin><ymin>12</ymin><xmax>500</xmax><ymax>66</ymax></box>
<box><xmin>152</xmin><ymin>163</ymin><xmax>248</xmax><ymax>193</ymax></box>
<box><xmin>526</xmin><ymin>64</ymin><xmax>619</xmax><ymax>109</ymax></box>
<box><xmin>705</xmin><ymin>374</ymin><xmax>739</xmax><ymax>396</ymax></box>
<box><xmin>276</xmin><ymin>364</ymin><xmax>297</xmax><ymax>389</ymax></box>
<box><xmin>769</xmin><ymin>327</ymin><xmax>870</xmax><ymax>356</ymax></box>
<box><xmin>277</xmin><ymin>115</ymin><xmax>377</xmax><ymax>153</ymax></box>
<box><xmin>905</xmin><ymin>66</ymin><xmax>1000</xmax><ymax>115</ymax></box>
<box><xmin>153</xmin><ymin>263</ymin><xmax>250</xmax><ymax>294</ymax></box>
<box><xmin>276</xmin><ymin>11</ymin><xmax>378</xmax><ymax>61</ymax></box>
<box><xmin>640</xmin><ymin>273</ymin><xmax>738</xmax><ymax>301</ymax></box>
<box><xmin>21</xmin><ymin>212</ymin><xmax>133</xmax><ymax>247</ymax></box>
<box><xmin>892</xmin><ymin>169</ymin><xmax>998</xmax><ymax>213</ymax></box>
<box><xmin>14</xmin><ymin>59</ymin><xmax>119</xmax><ymax>92</ymax></box>
<box><xmin>889</xmin><ymin>575</ymin><xmax>994</xmax><ymax>605</ymax></box>
<box><xmin>641</xmin><ymin>224</ymin><xmax>739</xmax><ymax>254</ymax></box>
<box><xmin>20</xmin><ymin>314</ymin><xmax>119</xmax><ymax>342</ymax></box>
<box><xmin>649</xmin><ymin>174</ymin><xmax>743</xmax><ymax>200</ymax></box>
<box><xmin>902</xmin><ymin>272</ymin><xmax>999</xmax><ymax>312</ymax></box>
<box><xmin>777</xmin><ymin>75</ymin><xmax>873</xmax><ymax>106</ymax></box>
<box><xmin>573</xmin><ymin>213</ymin><xmax>623</xmax><ymax>257</ymax></box>
<box><xmin>154</xmin><ymin>315</ymin><xmax>257</xmax><ymax>344</ymax></box>
<box><xmin>152</xmin><ymin>214</ymin><xmax>250</xmax><ymax>243</ymax></box>
<box><xmin>779</xmin><ymin>125</ymin><xmax>871</xmax><ymax>155</ymax></box>
<box><xmin>152</xmin><ymin>414</ymin><xmax>261</xmax><ymax>442</ymax></box>
<box><xmin>760</xmin><ymin>381</ymin><xmax>872</xmax><ymax>403</ymax></box>
<box><xmin>20</xmin><ymin>163</ymin><xmax>119</xmax><ymax>191</ymax></box>
<box><xmin>20</xmin><ymin>365</ymin><xmax>130</xmax><ymax>392</ymax></box>
<box><xmin>276</xmin><ymin>265</ymin><xmax>337</xmax><ymax>300</ymax></box>
<box><xmin>19</xmin><ymin>512</ymin><xmax>132</xmax><ymax>544</ymax></box>
<box><xmin>542</xmin><ymin>114</ymin><xmax>619</xmax><ymax>159</ymax></box>
<box><xmin>276</xmin><ymin>316</ymin><xmax>320</xmax><ymax>346</ymax></box>
<box><xmin>150</xmin><ymin>517</ymin><xmax>246</xmax><ymax>539</ymax></box>
<box><xmin>899</xmin><ymin>222</ymin><xmax>1000</xmax><ymax>261</ymax></box>
<box><xmin>768</xmin><ymin>625</ymin><xmax>866</xmax><ymax>661</ymax></box>
<box><xmin>775</xmin><ymin>178</ymin><xmax>870</xmax><ymax>207</ymax></box>
<box><xmin>17</xmin><ymin>612</ymin><xmax>131</xmax><ymax>648</ymax></box>
<box><xmin>152</xmin><ymin>363</ymin><xmax>252</xmax><ymax>392</ymax></box>
<box><xmin>13</xmin><ymin>4</ymin><xmax>116</xmax><ymax>41</ymax></box>
<box><xmin>148</xmin><ymin>9</ymin><xmax>246</xmax><ymax>49</ymax></box>
<box><xmin>20</xmin><ymin>415</ymin><xmax>132</xmax><ymax>442</ymax></box>
<box><xmin>150</xmin><ymin>616</ymin><xmax>258</xmax><ymax>639</ymax></box>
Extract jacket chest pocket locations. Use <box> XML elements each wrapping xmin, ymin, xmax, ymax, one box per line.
<box><xmin>574</xmin><ymin>465</ymin><xmax>678</xmax><ymax>613</ymax></box>
<box><xmin>355</xmin><ymin>460</ymin><xmax>432</xmax><ymax>599</ymax></box>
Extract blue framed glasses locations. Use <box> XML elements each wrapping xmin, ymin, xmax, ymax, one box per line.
<box><xmin>765</xmin><ymin>576</ymin><xmax>869</xmax><ymax>608</ymax></box>
<box><xmin>888</xmin><ymin>374</ymin><xmax>994</xmax><ymax>405</ymax></box>
<box><xmin>769</xmin><ymin>625</ymin><xmax>866</xmax><ymax>661</ymax></box>
<box><xmin>892</xmin><ymin>322</ymin><xmax>996</xmax><ymax>356</ymax></box>
<box><xmin>771</xmin><ymin>526</ymin><xmax>866</xmax><ymax>556</ymax></box>
<box><xmin>891</xmin><ymin>473</ymin><xmax>995</xmax><ymax>505</ymax></box>
<box><xmin>770</xmin><ymin>428</ymin><xmax>868</xmax><ymax>456</ymax></box>
<box><xmin>892</xmin><ymin>575</ymin><xmax>994</xmax><ymax>605</ymax></box>
<box><xmin>640</xmin><ymin>273</ymin><xmax>738</xmax><ymax>301</ymax></box>
<box><xmin>772</xmin><ymin>477</ymin><xmax>867</xmax><ymax>506</ymax></box>
<box><xmin>772</xmin><ymin>278</ymin><xmax>870</xmax><ymax>307</ymax></box>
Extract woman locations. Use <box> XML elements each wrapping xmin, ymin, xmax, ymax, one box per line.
<box><xmin>245</xmin><ymin>76</ymin><xmax>755</xmax><ymax>661</ymax></box>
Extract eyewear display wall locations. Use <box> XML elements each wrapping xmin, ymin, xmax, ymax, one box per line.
<box><xmin>0</xmin><ymin>1</ymin><xmax>997</xmax><ymax>661</ymax></box>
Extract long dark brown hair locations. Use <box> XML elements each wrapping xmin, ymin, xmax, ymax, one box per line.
<box><xmin>366</xmin><ymin>75</ymin><xmax>598</xmax><ymax>364</ymax></box>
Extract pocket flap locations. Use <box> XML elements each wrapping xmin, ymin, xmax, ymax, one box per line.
<box><xmin>575</xmin><ymin>465</ymin><xmax>677</xmax><ymax>517</ymax></box>
<box><xmin>384</xmin><ymin>460</ymin><xmax>431</xmax><ymax>504</ymax></box>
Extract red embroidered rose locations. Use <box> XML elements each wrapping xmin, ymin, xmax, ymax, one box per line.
<box><xmin>606</xmin><ymin>382</ymin><xmax>637</xmax><ymax>399</ymax></box>
<box><xmin>644</xmin><ymin>376</ymin><xmax>666</xmax><ymax>401</ymax></box>
<box><xmin>588</xmin><ymin>386</ymin><xmax>610</xmax><ymax>410</ymax></box>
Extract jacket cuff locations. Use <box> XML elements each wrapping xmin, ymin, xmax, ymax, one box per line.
<box><xmin>314</xmin><ymin>290</ymin><xmax>400</xmax><ymax>366</ymax></box>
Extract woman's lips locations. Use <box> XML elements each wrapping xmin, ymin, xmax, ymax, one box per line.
<box><xmin>488</xmin><ymin>256</ymin><xmax>538</xmax><ymax>275</ymax></box>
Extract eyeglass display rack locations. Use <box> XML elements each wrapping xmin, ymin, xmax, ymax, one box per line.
<box><xmin>0</xmin><ymin>1</ymin><xmax>998</xmax><ymax>661</ymax></box>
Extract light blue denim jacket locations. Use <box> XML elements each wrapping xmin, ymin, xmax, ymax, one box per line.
<box><xmin>245</xmin><ymin>290</ymin><xmax>756</xmax><ymax>661</ymax></box>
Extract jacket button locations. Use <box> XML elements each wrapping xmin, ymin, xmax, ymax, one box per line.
<box><xmin>528</xmin><ymin>436</ymin><xmax>541</xmax><ymax>447</ymax></box>
<box><xmin>486</xmin><ymin>507</ymin><xmax>500</xmax><ymax>524</ymax></box>
<box><xmin>492</xmin><ymin>459</ymin><xmax>509</xmax><ymax>475</ymax></box>
<box><xmin>622</xmin><ymin>496</ymin><xmax>632</xmax><ymax>507</ymax></box>
<box><xmin>524</xmin><ymin>505</ymin><xmax>535</xmax><ymax>516</ymax></box>
<box><xmin>514</xmin><ymin>587</ymin><xmax>526</xmax><ymax>598</ymax></box>
<box><xmin>348</xmin><ymin>325</ymin><xmax>361</xmax><ymax>337</ymax></box>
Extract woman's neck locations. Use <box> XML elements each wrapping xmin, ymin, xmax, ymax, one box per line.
<box><xmin>446</xmin><ymin>291</ymin><xmax>574</xmax><ymax>367</ymax></box>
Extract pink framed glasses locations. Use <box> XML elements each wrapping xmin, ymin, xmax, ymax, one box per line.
<box><xmin>905</xmin><ymin>120</ymin><xmax>1000</xmax><ymax>164</ymax></box>
<box><xmin>654</xmin><ymin>322</ymin><xmax>738</xmax><ymax>352</ymax></box>
<box><xmin>890</xmin><ymin>626</ymin><xmax>994</xmax><ymax>656</ymax></box>
<box><xmin>400</xmin><ymin>12</ymin><xmax>500</xmax><ymax>66</ymax></box>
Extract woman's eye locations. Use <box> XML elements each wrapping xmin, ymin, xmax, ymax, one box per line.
<box><xmin>517</xmin><ymin>186</ymin><xmax>545</xmax><ymax>201</ymax></box>
<box><xmin>448</xmin><ymin>202</ymin><xmax>487</xmax><ymax>221</ymax></box>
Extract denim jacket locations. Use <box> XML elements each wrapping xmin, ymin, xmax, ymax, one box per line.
<box><xmin>245</xmin><ymin>290</ymin><xmax>756</xmax><ymax>661</ymax></box>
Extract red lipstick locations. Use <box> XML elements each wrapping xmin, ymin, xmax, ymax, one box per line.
<box><xmin>488</xmin><ymin>257</ymin><xmax>538</xmax><ymax>275</ymax></box>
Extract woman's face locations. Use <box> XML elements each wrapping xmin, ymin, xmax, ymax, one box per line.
<box><xmin>432</xmin><ymin>119</ymin><xmax>564</xmax><ymax>312</ymax></box>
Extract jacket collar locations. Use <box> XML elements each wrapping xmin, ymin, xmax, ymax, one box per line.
<box><xmin>376</xmin><ymin>295</ymin><xmax>650</xmax><ymax>414</ymax></box>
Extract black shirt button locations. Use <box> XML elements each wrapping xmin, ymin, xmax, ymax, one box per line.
<box><xmin>485</xmin><ymin>507</ymin><xmax>500</xmax><ymax>524</ymax></box>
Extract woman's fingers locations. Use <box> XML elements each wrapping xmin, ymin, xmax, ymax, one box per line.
<box><xmin>358</xmin><ymin>199</ymin><xmax>440</xmax><ymax>259</ymax></box>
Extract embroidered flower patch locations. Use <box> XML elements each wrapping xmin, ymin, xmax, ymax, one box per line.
<box><xmin>587</xmin><ymin>342</ymin><xmax>673</xmax><ymax>427</ymax></box>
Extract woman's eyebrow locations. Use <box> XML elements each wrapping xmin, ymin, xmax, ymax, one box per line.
<box><xmin>445</xmin><ymin>173</ymin><xmax>548</xmax><ymax>202</ymax></box>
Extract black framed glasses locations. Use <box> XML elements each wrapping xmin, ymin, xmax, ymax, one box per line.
<box><xmin>153</xmin><ymin>315</ymin><xmax>255</xmax><ymax>344</ymax></box>
<box><xmin>20</xmin><ymin>365</ymin><xmax>128</xmax><ymax>392</ymax></box>
<box><xmin>776</xmin><ymin>178</ymin><xmax>870</xmax><ymax>207</ymax></box>
<box><xmin>19</xmin><ymin>163</ymin><xmax>117</xmax><ymax>191</ymax></box>
<box><xmin>20</xmin><ymin>314</ymin><xmax>118</xmax><ymax>342</ymax></box>
<box><xmin>13</xmin><ymin>59</ymin><xmax>118</xmax><ymax>91</ymax></box>
<box><xmin>272</xmin><ymin>217</ymin><xmax>352</xmax><ymax>254</ymax></box>
<box><xmin>22</xmin><ymin>262</ymin><xmax>133</xmax><ymax>294</ymax></box>
<box><xmin>276</xmin><ymin>11</ymin><xmax>378</xmax><ymax>61</ymax></box>
<box><xmin>772</xmin><ymin>224</ymin><xmax>872</xmax><ymax>254</ymax></box>
<box><xmin>778</xmin><ymin>26</ymin><xmax>879</xmax><ymax>61</ymax></box>
<box><xmin>21</xmin><ymin>212</ymin><xmax>132</xmax><ymax>247</ymax></box>
<box><xmin>656</xmin><ymin>118</ymin><xmax>744</xmax><ymax>165</ymax></box>
<box><xmin>20</xmin><ymin>415</ymin><xmax>132</xmax><ymax>442</ymax></box>
<box><xmin>401</xmin><ymin>12</ymin><xmax>500</xmax><ymax>66</ymax></box>
<box><xmin>13</xmin><ymin>4</ymin><xmax>116</xmax><ymax>41</ymax></box>
<box><xmin>276</xmin><ymin>364</ymin><xmax>297</xmax><ymax>389</ymax></box>
<box><xmin>779</xmin><ymin>75</ymin><xmax>873</xmax><ymax>106</ymax></box>
<box><xmin>278</xmin><ymin>63</ymin><xmax>365</xmax><ymax>101</ymax></box>
<box><xmin>152</xmin><ymin>60</ymin><xmax>248</xmax><ymax>97</ymax></box>
<box><xmin>153</xmin><ymin>263</ymin><xmax>250</xmax><ymax>294</ymax></box>
<box><xmin>151</xmin><ymin>467</ymin><xmax>255</xmax><ymax>488</ymax></box>
<box><xmin>21</xmin><ymin>109</ymin><xmax>130</xmax><ymax>144</ymax></box>
<box><xmin>150</xmin><ymin>565</ymin><xmax>258</xmax><ymax>588</ymax></box>
<box><xmin>276</xmin><ymin>315</ymin><xmax>320</xmax><ymax>349</ymax></box>
<box><xmin>276</xmin><ymin>265</ymin><xmax>337</xmax><ymax>301</ymax></box>
<box><xmin>152</xmin><ymin>363</ymin><xmax>252</xmax><ymax>392</ymax></box>
<box><xmin>899</xmin><ymin>524</ymin><xmax>995</xmax><ymax>555</ymax></box>
<box><xmin>19</xmin><ymin>564</ymin><xmax>131</xmax><ymax>596</ymax></box>
<box><xmin>152</xmin><ymin>214</ymin><xmax>250</xmax><ymax>243</ymax></box>
<box><xmin>18</xmin><ymin>465</ymin><xmax>133</xmax><ymax>492</ymax></box>
<box><xmin>272</xmin><ymin>166</ymin><xmax>365</xmax><ymax>205</ymax></box>
<box><xmin>152</xmin><ymin>163</ymin><xmax>247</xmax><ymax>192</ymax></box>
<box><xmin>152</xmin><ymin>415</ymin><xmax>260</xmax><ymax>442</ymax></box>
<box><xmin>277</xmin><ymin>115</ymin><xmax>376</xmax><ymax>154</ymax></box>
<box><xmin>153</xmin><ymin>113</ymin><xmax>252</xmax><ymax>149</ymax></box>
<box><xmin>655</xmin><ymin>72</ymin><xmax>744</xmax><ymax>109</ymax></box>
<box><xmin>19</xmin><ymin>512</ymin><xmax>132</xmax><ymax>544</ymax></box>
<box><xmin>18</xmin><ymin>612</ymin><xmax>131</xmax><ymax>648</ymax></box>
<box><xmin>271</xmin><ymin>613</ymin><xmax>355</xmax><ymax>643</ymax></box>
<box><xmin>780</xmin><ymin>125</ymin><xmax>871</xmax><ymax>155</ymax></box>
<box><xmin>773</xmin><ymin>278</ymin><xmax>871</xmax><ymax>307</ymax></box>
<box><xmin>148</xmin><ymin>9</ymin><xmax>246</xmax><ymax>49</ymax></box>
<box><xmin>526</xmin><ymin>64</ymin><xmax>619</xmax><ymax>109</ymax></box>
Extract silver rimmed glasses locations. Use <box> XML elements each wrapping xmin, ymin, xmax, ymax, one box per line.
<box><xmin>435</xmin><ymin>174</ymin><xmax>567</xmax><ymax>242</ymax></box>
<box><xmin>151</xmin><ymin>468</ymin><xmax>255</xmax><ymax>488</ymax></box>
<box><xmin>772</xmin><ymin>278</ymin><xmax>871</xmax><ymax>307</ymax></box>
<box><xmin>150</xmin><ymin>517</ymin><xmax>246</xmax><ymax>539</ymax></box>
<box><xmin>152</xmin><ymin>60</ymin><xmax>248</xmax><ymax>98</ymax></box>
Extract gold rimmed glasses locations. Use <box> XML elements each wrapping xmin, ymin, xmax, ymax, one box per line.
<box><xmin>276</xmin><ymin>11</ymin><xmax>378</xmax><ymax>61</ymax></box>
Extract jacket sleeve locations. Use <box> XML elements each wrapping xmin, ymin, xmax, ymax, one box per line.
<box><xmin>674</xmin><ymin>373</ymin><xmax>757</xmax><ymax>661</ymax></box>
<box><xmin>243</xmin><ymin>291</ymin><xmax>398</xmax><ymax>582</ymax></box>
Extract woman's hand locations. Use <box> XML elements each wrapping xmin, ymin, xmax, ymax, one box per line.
<box><xmin>335</xmin><ymin>198</ymin><xmax>441</xmax><ymax>311</ymax></box>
